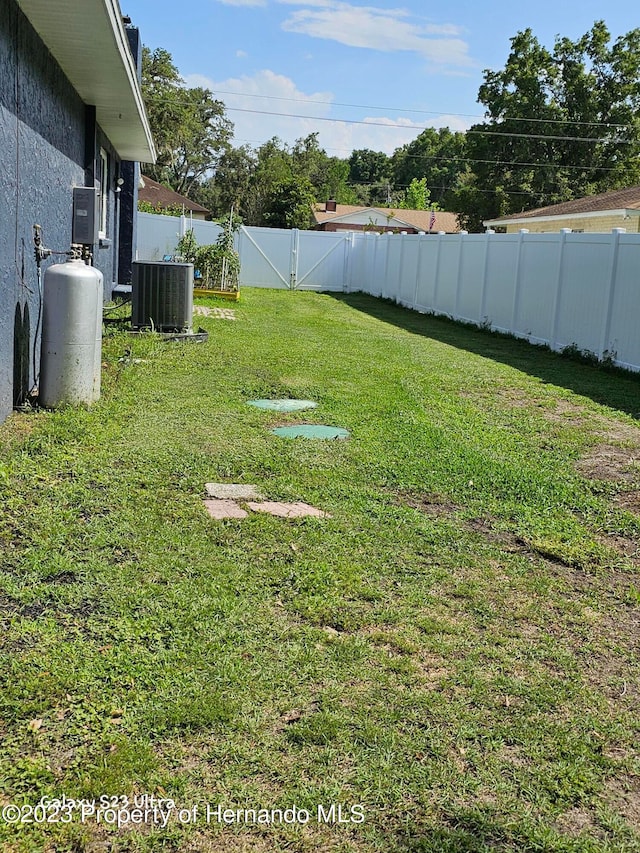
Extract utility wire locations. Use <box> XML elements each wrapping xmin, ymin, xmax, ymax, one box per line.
<box><xmin>145</xmin><ymin>90</ymin><xmax>632</xmax><ymax>130</ymax></box>
<box><xmin>145</xmin><ymin>91</ymin><xmax>629</xmax><ymax>142</ymax></box>
<box><xmin>205</xmin><ymin>106</ymin><xmax>628</xmax><ymax>143</ymax></box>
<box><xmin>231</xmin><ymin>136</ymin><xmax>625</xmax><ymax>173</ymax></box>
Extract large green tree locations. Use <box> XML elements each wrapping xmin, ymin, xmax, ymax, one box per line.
<box><xmin>262</xmin><ymin>176</ymin><xmax>316</xmax><ymax>230</ymax></box>
<box><xmin>391</xmin><ymin>128</ymin><xmax>468</xmax><ymax>210</ymax></box>
<box><xmin>194</xmin><ymin>145</ymin><xmax>257</xmax><ymax>219</ymax></box>
<box><xmin>141</xmin><ymin>47</ymin><xmax>233</xmax><ymax>197</ymax></box>
<box><xmin>347</xmin><ymin>149</ymin><xmax>391</xmax><ymax>207</ymax></box>
<box><xmin>456</xmin><ymin>22</ymin><xmax>640</xmax><ymax>231</ymax></box>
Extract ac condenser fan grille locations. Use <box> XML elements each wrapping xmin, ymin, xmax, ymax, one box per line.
<box><xmin>132</xmin><ymin>262</ymin><xmax>193</xmax><ymax>331</ymax></box>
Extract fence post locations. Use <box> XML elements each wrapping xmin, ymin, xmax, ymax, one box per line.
<box><xmin>413</xmin><ymin>233</ymin><xmax>425</xmax><ymax>310</ymax></box>
<box><xmin>454</xmin><ymin>231</ymin><xmax>468</xmax><ymax>318</ymax></box>
<box><xmin>382</xmin><ymin>233</ymin><xmax>392</xmax><ymax>299</ymax></box>
<box><xmin>289</xmin><ymin>228</ymin><xmax>299</xmax><ymax>289</ymax></box>
<box><xmin>550</xmin><ymin>228</ymin><xmax>572</xmax><ymax>350</ymax></box>
<box><xmin>397</xmin><ymin>233</ymin><xmax>407</xmax><ymax>304</ymax></box>
<box><xmin>479</xmin><ymin>230</ymin><xmax>493</xmax><ymax>324</ymax></box>
<box><xmin>343</xmin><ymin>231</ymin><xmax>355</xmax><ymax>293</ymax></box>
<box><xmin>599</xmin><ymin>228</ymin><xmax>625</xmax><ymax>360</ymax></box>
<box><xmin>510</xmin><ymin>229</ymin><xmax>529</xmax><ymax>334</ymax></box>
<box><xmin>432</xmin><ymin>232</ymin><xmax>445</xmax><ymax>313</ymax></box>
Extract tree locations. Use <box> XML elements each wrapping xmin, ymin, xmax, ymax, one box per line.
<box><xmin>290</xmin><ymin>133</ymin><xmax>356</xmax><ymax>203</ymax></box>
<box><xmin>348</xmin><ymin>149</ymin><xmax>391</xmax><ymax>207</ymax></box>
<box><xmin>391</xmin><ymin>128</ymin><xmax>467</xmax><ymax>210</ymax></box>
<box><xmin>141</xmin><ymin>47</ymin><xmax>233</xmax><ymax>197</ymax></box>
<box><xmin>262</xmin><ymin>177</ymin><xmax>316</xmax><ymax>230</ymax></box>
<box><xmin>399</xmin><ymin>178</ymin><xmax>432</xmax><ymax>210</ymax></box>
<box><xmin>455</xmin><ymin>22</ymin><xmax>640</xmax><ymax>230</ymax></box>
<box><xmin>194</xmin><ymin>145</ymin><xmax>257</xmax><ymax>219</ymax></box>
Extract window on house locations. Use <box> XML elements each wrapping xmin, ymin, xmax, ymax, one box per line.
<box><xmin>99</xmin><ymin>148</ymin><xmax>108</xmax><ymax>238</ymax></box>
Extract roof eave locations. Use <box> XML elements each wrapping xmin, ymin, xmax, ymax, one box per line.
<box><xmin>16</xmin><ymin>0</ymin><xmax>156</xmax><ymax>163</ymax></box>
<box><xmin>483</xmin><ymin>208</ymin><xmax>640</xmax><ymax>227</ymax></box>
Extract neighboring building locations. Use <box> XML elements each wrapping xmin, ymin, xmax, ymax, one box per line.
<box><xmin>1</xmin><ymin>0</ymin><xmax>155</xmax><ymax>423</ymax></box>
<box><xmin>484</xmin><ymin>186</ymin><xmax>640</xmax><ymax>233</ymax></box>
<box><xmin>139</xmin><ymin>176</ymin><xmax>211</xmax><ymax>220</ymax></box>
<box><xmin>313</xmin><ymin>201</ymin><xmax>460</xmax><ymax>234</ymax></box>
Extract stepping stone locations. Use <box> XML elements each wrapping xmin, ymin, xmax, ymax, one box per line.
<box><xmin>247</xmin><ymin>399</ymin><xmax>317</xmax><ymax>412</ymax></box>
<box><xmin>203</xmin><ymin>499</ymin><xmax>248</xmax><ymax>519</ymax></box>
<box><xmin>246</xmin><ymin>501</ymin><xmax>331</xmax><ymax>518</ymax></box>
<box><xmin>271</xmin><ymin>425</ymin><xmax>350</xmax><ymax>439</ymax></box>
<box><xmin>204</xmin><ymin>483</ymin><xmax>264</xmax><ymax>500</ymax></box>
<box><xmin>194</xmin><ymin>306</ymin><xmax>237</xmax><ymax>320</ymax></box>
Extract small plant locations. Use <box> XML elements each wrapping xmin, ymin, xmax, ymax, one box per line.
<box><xmin>175</xmin><ymin>228</ymin><xmax>198</xmax><ymax>264</ymax></box>
<box><xmin>178</xmin><ymin>214</ymin><xmax>241</xmax><ymax>293</ymax></box>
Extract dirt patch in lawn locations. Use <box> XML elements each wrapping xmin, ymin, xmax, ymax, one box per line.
<box><xmin>614</xmin><ymin>490</ymin><xmax>640</xmax><ymax>517</ymax></box>
<box><xmin>543</xmin><ymin>399</ymin><xmax>591</xmax><ymax>425</ymax></box>
<box><xmin>576</xmin><ymin>444</ymin><xmax>639</xmax><ymax>482</ymax></box>
<box><xmin>393</xmin><ymin>491</ymin><xmax>458</xmax><ymax>518</ymax></box>
<box><xmin>554</xmin><ymin>807</ymin><xmax>604</xmax><ymax>839</ymax></box>
<box><xmin>602</xmin><ymin>775</ymin><xmax>640</xmax><ymax>831</ymax></box>
<box><xmin>597</xmin><ymin>531</ymin><xmax>640</xmax><ymax>567</ymax></box>
<box><xmin>575</xmin><ymin>415</ymin><xmax>640</xmax><ymax>482</ymax></box>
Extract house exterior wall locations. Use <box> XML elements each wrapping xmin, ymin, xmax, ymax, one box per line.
<box><xmin>501</xmin><ymin>213</ymin><xmax>640</xmax><ymax>234</ymax></box>
<box><xmin>0</xmin><ymin>0</ymin><xmax>124</xmax><ymax>424</ymax></box>
<box><xmin>317</xmin><ymin>222</ymin><xmax>418</xmax><ymax>234</ymax></box>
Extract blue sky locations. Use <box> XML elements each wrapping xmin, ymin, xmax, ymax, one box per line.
<box><xmin>125</xmin><ymin>0</ymin><xmax>637</xmax><ymax>155</ymax></box>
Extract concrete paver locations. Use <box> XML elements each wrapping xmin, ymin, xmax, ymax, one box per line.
<box><xmin>203</xmin><ymin>499</ymin><xmax>249</xmax><ymax>519</ymax></box>
<box><xmin>204</xmin><ymin>483</ymin><xmax>264</xmax><ymax>500</ymax></box>
<box><xmin>246</xmin><ymin>501</ymin><xmax>331</xmax><ymax>518</ymax></box>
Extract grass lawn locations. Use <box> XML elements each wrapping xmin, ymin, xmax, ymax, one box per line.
<box><xmin>0</xmin><ymin>288</ymin><xmax>639</xmax><ymax>853</ymax></box>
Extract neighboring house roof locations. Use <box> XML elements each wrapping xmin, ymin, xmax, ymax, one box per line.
<box><xmin>15</xmin><ymin>0</ymin><xmax>155</xmax><ymax>163</ymax></box>
<box><xmin>484</xmin><ymin>185</ymin><xmax>640</xmax><ymax>226</ymax></box>
<box><xmin>139</xmin><ymin>176</ymin><xmax>210</xmax><ymax>215</ymax></box>
<box><xmin>313</xmin><ymin>203</ymin><xmax>460</xmax><ymax>233</ymax></box>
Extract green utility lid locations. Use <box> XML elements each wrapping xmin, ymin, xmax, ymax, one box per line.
<box><xmin>248</xmin><ymin>399</ymin><xmax>318</xmax><ymax>412</ymax></box>
<box><xmin>271</xmin><ymin>425</ymin><xmax>350</xmax><ymax>439</ymax></box>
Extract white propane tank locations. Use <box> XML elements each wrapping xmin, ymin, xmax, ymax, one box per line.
<box><xmin>39</xmin><ymin>258</ymin><xmax>103</xmax><ymax>408</ymax></box>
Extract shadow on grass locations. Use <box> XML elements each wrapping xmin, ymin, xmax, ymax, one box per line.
<box><xmin>388</xmin><ymin>810</ymin><xmax>604</xmax><ymax>853</ymax></box>
<box><xmin>330</xmin><ymin>292</ymin><xmax>640</xmax><ymax>421</ymax></box>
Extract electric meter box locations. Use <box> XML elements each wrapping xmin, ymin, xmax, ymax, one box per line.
<box><xmin>72</xmin><ymin>186</ymin><xmax>99</xmax><ymax>245</ymax></box>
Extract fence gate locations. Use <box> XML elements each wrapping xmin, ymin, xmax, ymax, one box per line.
<box><xmin>295</xmin><ymin>230</ymin><xmax>352</xmax><ymax>291</ymax></box>
<box><xmin>236</xmin><ymin>226</ymin><xmax>296</xmax><ymax>289</ymax></box>
<box><xmin>237</xmin><ymin>226</ymin><xmax>352</xmax><ymax>291</ymax></box>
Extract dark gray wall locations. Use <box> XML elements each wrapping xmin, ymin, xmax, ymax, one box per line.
<box><xmin>0</xmin><ymin>0</ymin><xmax>125</xmax><ymax>423</ymax></box>
<box><xmin>118</xmin><ymin>26</ymin><xmax>143</xmax><ymax>286</ymax></box>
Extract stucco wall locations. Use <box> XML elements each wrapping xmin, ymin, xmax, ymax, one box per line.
<box><xmin>0</xmin><ymin>0</ymin><xmax>122</xmax><ymax>423</ymax></box>
<box><xmin>503</xmin><ymin>213</ymin><xmax>640</xmax><ymax>234</ymax></box>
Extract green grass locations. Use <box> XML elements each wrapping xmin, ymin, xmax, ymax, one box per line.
<box><xmin>0</xmin><ymin>288</ymin><xmax>639</xmax><ymax>852</ymax></box>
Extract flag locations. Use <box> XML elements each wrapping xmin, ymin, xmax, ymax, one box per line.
<box><xmin>429</xmin><ymin>208</ymin><xmax>436</xmax><ymax>231</ymax></box>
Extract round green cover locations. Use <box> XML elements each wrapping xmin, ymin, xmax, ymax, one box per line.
<box><xmin>248</xmin><ymin>399</ymin><xmax>317</xmax><ymax>412</ymax></box>
<box><xmin>271</xmin><ymin>425</ymin><xmax>350</xmax><ymax>439</ymax></box>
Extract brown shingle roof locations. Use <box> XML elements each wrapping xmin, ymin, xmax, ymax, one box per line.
<box><xmin>139</xmin><ymin>175</ymin><xmax>210</xmax><ymax>215</ymax></box>
<box><xmin>313</xmin><ymin>203</ymin><xmax>460</xmax><ymax>233</ymax></box>
<box><xmin>487</xmin><ymin>185</ymin><xmax>640</xmax><ymax>223</ymax></box>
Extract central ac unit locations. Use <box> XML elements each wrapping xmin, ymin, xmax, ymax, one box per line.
<box><xmin>132</xmin><ymin>261</ymin><xmax>194</xmax><ymax>331</ymax></box>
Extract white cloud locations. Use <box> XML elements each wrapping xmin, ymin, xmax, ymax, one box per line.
<box><xmin>184</xmin><ymin>69</ymin><xmax>334</xmax><ymax>144</ymax></box>
<box><xmin>236</xmin><ymin>49</ymin><xmax>248</xmax><ymax>58</ymax></box>
<box><xmin>279</xmin><ymin>1</ymin><xmax>472</xmax><ymax>67</ymax></box>
<box><xmin>185</xmin><ymin>69</ymin><xmax>472</xmax><ymax>154</ymax></box>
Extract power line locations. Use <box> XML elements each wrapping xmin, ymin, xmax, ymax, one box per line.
<box><xmin>231</xmin><ymin>136</ymin><xmax>627</xmax><ymax>173</ymax></box>
<box><xmin>146</xmin><ymin>94</ymin><xmax>626</xmax><ymax>142</ymax></box>
<box><xmin>222</xmin><ymin>106</ymin><xmax>627</xmax><ymax>143</ymax></box>
<box><xmin>149</xmin><ymin>88</ymin><xmax>631</xmax><ymax>130</ymax></box>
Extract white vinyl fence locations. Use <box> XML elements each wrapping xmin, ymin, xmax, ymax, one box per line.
<box><xmin>136</xmin><ymin>213</ymin><xmax>640</xmax><ymax>372</ymax></box>
<box><xmin>136</xmin><ymin>212</ymin><xmax>222</xmax><ymax>260</ymax></box>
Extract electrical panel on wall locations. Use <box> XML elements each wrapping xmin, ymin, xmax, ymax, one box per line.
<box><xmin>72</xmin><ymin>187</ymin><xmax>99</xmax><ymax>245</ymax></box>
